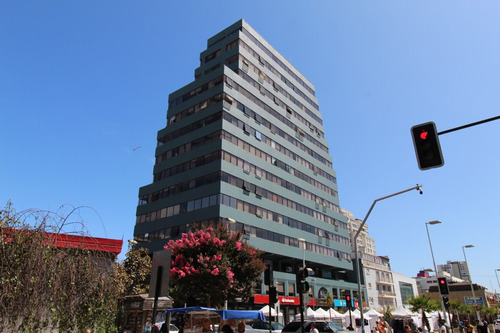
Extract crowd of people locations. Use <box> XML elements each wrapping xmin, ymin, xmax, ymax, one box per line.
<box><xmin>372</xmin><ymin>317</ymin><xmax>494</xmax><ymax>333</ymax></box>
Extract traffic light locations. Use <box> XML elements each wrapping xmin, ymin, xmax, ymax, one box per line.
<box><xmin>264</xmin><ymin>264</ymin><xmax>273</xmax><ymax>286</ymax></box>
<box><xmin>442</xmin><ymin>296</ymin><xmax>450</xmax><ymax>309</ymax></box>
<box><xmin>411</xmin><ymin>122</ymin><xmax>444</xmax><ymax>170</ymax></box>
<box><xmin>269</xmin><ymin>286</ymin><xmax>278</xmax><ymax>304</ymax></box>
<box><xmin>296</xmin><ymin>267</ymin><xmax>313</xmax><ymax>294</ymax></box>
<box><xmin>437</xmin><ymin>277</ymin><xmax>450</xmax><ymax>295</ymax></box>
<box><xmin>346</xmin><ymin>295</ymin><xmax>352</xmax><ymax>310</ymax></box>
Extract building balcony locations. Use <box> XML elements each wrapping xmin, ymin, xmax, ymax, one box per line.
<box><xmin>376</xmin><ymin>278</ymin><xmax>394</xmax><ymax>285</ymax></box>
<box><xmin>378</xmin><ymin>291</ymin><xmax>396</xmax><ymax>297</ymax></box>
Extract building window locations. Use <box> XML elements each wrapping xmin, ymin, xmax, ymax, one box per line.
<box><xmin>258</xmin><ymin>71</ymin><xmax>266</xmax><ymax>84</ymax></box>
<box><xmin>242</xmin><ymin>60</ymin><xmax>249</xmax><ymax>72</ymax></box>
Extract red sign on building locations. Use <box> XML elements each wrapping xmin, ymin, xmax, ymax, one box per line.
<box><xmin>254</xmin><ymin>295</ymin><xmax>316</xmax><ymax>306</ymax></box>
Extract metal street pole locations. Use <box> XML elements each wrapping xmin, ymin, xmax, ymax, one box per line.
<box><xmin>462</xmin><ymin>245</ymin><xmax>480</xmax><ymax>321</ymax></box>
<box><xmin>495</xmin><ymin>269</ymin><xmax>500</xmax><ymax>291</ymax></box>
<box><xmin>354</xmin><ymin>184</ymin><xmax>423</xmax><ymax>333</ymax></box>
<box><xmin>425</xmin><ymin>221</ymin><xmax>449</xmax><ymax>325</ymax></box>
<box><xmin>298</xmin><ymin>238</ymin><xmax>306</xmax><ymax>268</ymax></box>
<box><xmin>298</xmin><ymin>238</ymin><xmax>306</xmax><ymax>333</ymax></box>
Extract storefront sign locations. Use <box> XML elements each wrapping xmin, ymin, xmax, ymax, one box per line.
<box><xmin>254</xmin><ymin>295</ymin><xmax>316</xmax><ymax>306</ymax></box>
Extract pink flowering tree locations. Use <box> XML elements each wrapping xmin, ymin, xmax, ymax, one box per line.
<box><xmin>165</xmin><ymin>225</ymin><xmax>265</xmax><ymax>308</ymax></box>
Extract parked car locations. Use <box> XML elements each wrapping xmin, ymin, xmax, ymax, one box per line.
<box><xmin>494</xmin><ymin>319</ymin><xmax>500</xmax><ymax>333</ymax></box>
<box><xmin>152</xmin><ymin>323</ymin><xmax>179</xmax><ymax>333</ymax></box>
<box><xmin>282</xmin><ymin>321</ymin><xmax>348</xmax><ymax>333</ymax></box>
<box><xmin>245</xmin><ymin>321</ymin><xmax>284</xmax><ymax>333</ymax></box>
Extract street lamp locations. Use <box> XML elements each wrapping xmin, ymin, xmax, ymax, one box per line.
<box><xmin>495</xmin><ymin>269</ymin><xmax>500</xmax><ymax>290</ymax></box>
<box><xmin>353</xmin><ymin>184</ymin><xmax>423</xmax><ymax>333</ymax></box>
<box><xmin>462</xmin><ymin>244</ymin><xmax>479</xmax><ymax>320</ymax></box>
<box><xmin>425</xmin><ymin>220</ymin><xmax>449</xmax><ymax>325</ymax></box>
<box><xmin>298</xmin><ymin>238</ymin><xmax>306</xmax><ymax>268</ymax></box>
<box><xmin>425</xmin><ymin>221</ymin><xmax>441</xmax><ymax>276</ymax></box>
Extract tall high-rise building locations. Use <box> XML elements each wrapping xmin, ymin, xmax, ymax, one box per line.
<box><xmin>438</xmin><ymin>261</ymin><xmax>471</xmax><ymax>282</ymax></box>
<box><xmin>133</xmin><ymin>19</ymin><xmax>357</xmax><ymax>316</ymax></box>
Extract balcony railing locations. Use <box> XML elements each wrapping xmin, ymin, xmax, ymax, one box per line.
<box><xmin>378</xmin><ymin>291</ymin><xmax>396</xmax><ymax>297</ymax></box>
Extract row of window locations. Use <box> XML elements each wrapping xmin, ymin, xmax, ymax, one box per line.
<box><xmin>205</xmin><ymin>49</ymin><xmax>222</xmax><ymax>63</ymax></box>
<box><xmin>140</xmin><ymin>171</ymin><xmax>221</xmax><ymax>206</ymax></box>
<box><xmin>235</xmin><ymin>38</ymin><xmax>321</xmax><ymax>124</ymax></box>
<box><xmin>167</xmin><ymin>68</ymin><xmax>327</xmax><ymax>156</ymax></box>
<box><xmin>221</xmin><ymin>129</ymin><xmax>339</xmax><ymax>203</ymax></box>
<box><xmin>168</xmin><ymin>75</ymin><xmax>224</xmax><ymax>109</ymax></box>
<box><xmin>165</xmin><ymin>92</ymin><xmax>223</xmax><ymax>128</ymax></box>
<box><xmin>152</xmin><ymin>150</ymin><xmax>221</xmax><ymax>184</ymax></box>
<box><xmin>162</xmin><ymin>109</ymin><xmax>222</xmax><ymax>147</ymax></box>
<box><xmin>156</xmin><ymin>122</ymin><xmax>338</xmax><ymax>199</ymax></box>
<box><xmin>226</xmin><ymin>35</ymin><xmax>320</xmax><ymax>123</ymax></box>
<box><xmin>224</xmin><ymin>73</ymin><xmax>329</xmax><ymax>154</ymax></box>
<box><xmin>222</xmin><ymin>171</ymin><xmax>342</xmax><ymax>229</ymax></box>
<box><xmin>147</xmin><ymin>145</ymin><xmax>338</xmax><ymax>213</ymax></box>
<box><xmin>136</xmin><ymin>189</ymin><xmax>349</xmax><ymax>248</ymax></box>
<box><xmin>164</xmin><ymin>91</ymin><xmax>332</xmax><ymax>172</ymax></box>
<box><xmin>241</xmin><ymin>27</ymin><xmax>317</xmax><ymax>98</ymax></box>
<box><xmin>142</xmin><ymin>167</ymin><xmax>346</xmax><ymax>237</ymax></box>
<box><xmin>135</xmin><ymin>196</ymin><xmax>351</xmax><ymax>259</ymax></box>
<box><xmin>155</xmin><ymin>128</ymin><xmax>221</xmax><ymax>164</ymax></box>
<box><xmin>221</xmin><ymin>149</ymin><xmax>338</xmax><ymax>210</ymax></box>
<box><xmin>228</xmin><ymin>101</ymin><xmax>334</xmax><ymax>175</ymax></box>
<box><xmin>225</xmin><ymin>40</ymin><xmax>321</xmax><ymax>129</ymax></box>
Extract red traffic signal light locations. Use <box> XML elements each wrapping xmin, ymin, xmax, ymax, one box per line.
<box><xmin>437</xmin><ymin>277</ymin><xmax>450</xmax><ymax>295</ymax></box>
<box><xmin>411</xmin><ymin>122</ymin><xmax>444</xmax><ymax>170</ymax></box>
<box><xmin>346</xmin><ymin>295</ymin><xmax>352</xmax><ymax>309</ymax></box>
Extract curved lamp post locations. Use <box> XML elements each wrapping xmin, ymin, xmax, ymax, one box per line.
<box><xmin>462</xmin><ymin>244</ymin><xmax>480</xmax><ymax>320</ymax></box>
<box><xmin>495</xmin><ymin>269</ymin><xmax>500</xmax><ymax>290</ymax></box>
<box><xmin>425</xmin><ymin>220</ymin><xmax>449</xmax><ymax>325</ymax></box>
<box><xmin>354</xmin><ymin>184</ymin><xmax>423</xmax><ymax>333</ymax></box>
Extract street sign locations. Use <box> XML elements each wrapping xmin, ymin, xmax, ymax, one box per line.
<box><xmin>464</xmin><ymin>296</ymin><xmax>484</xmax><ymax>305</ymax></box>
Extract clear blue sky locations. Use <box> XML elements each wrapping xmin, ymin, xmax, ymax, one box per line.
<box><xmin>1</xmin><ymin>1</ymin><xmax>499</xmax><ymax>292</ymax></box>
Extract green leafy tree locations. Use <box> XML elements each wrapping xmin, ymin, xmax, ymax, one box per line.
<box><xmin>480</xmin><ymin>305</ymin><xmax>497</xmax><ymax>322</ymax></box>
<box><xmin>325</xmin><ymin>291</ymin><xmax>334</xmax><ymax>308</ymax></box>
<box><xmin>382</xmin><ymin>305</ymin><xmax>393</xmax><ymax>322</ymax></box>
<box><xmin>165</xmin><ymin>225</ymin><xmax>265</xmax><ymax>308</ymax></box>
<box><xmin>123</xmin><ymin>247</ymin><xmax>152</xmax><ymax>294</ymax></box>
<box><xmin>408</xmin><ymin>295</ymin><xmax>441</xmax><ymax>330</ymax></box>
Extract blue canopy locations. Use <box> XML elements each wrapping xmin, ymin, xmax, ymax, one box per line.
<box><xmin>165</xmin><ymin>307</ymin><xmax>266</xmax><ymax>322</ymax></box>
<box><xmin>165</xmin><ymin>306</ymin><xmax>217</xmax><ymax>314</ymax></box>
<box><xmin>215</xmin><ymin>310</ymin><xmax>266</xmax><ymax>321</ymax></box>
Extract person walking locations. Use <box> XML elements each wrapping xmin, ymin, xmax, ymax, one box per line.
<box><xmin>477</xmin><ymin>319</ymin><xmax>488</xmax><ymax>333</ymax></box>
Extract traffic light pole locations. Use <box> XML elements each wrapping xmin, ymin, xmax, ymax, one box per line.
<box><xmin>437</xmin><ymin>115</ymin><xmax>500</xmax><ymax>135</ymax></box>
<box><xmin>354</xmin><ymin>185</ymin><xmax>423</xmax><ymax>333</ymax></box>
<box><xmin>299</xmin><ymin>291</ymin><xmax>305</xmax><ymax>333</ymax></box>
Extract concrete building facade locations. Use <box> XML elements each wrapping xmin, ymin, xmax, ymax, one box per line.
<box><xmin>438</xmin><ymin>261</ymin><xmax>471</xmax><ymax>282</ymax></box>
<box><xmin>133</xmin><ymin>19</ymin><xmax>357</xmax><ymax>317</ymax></box>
